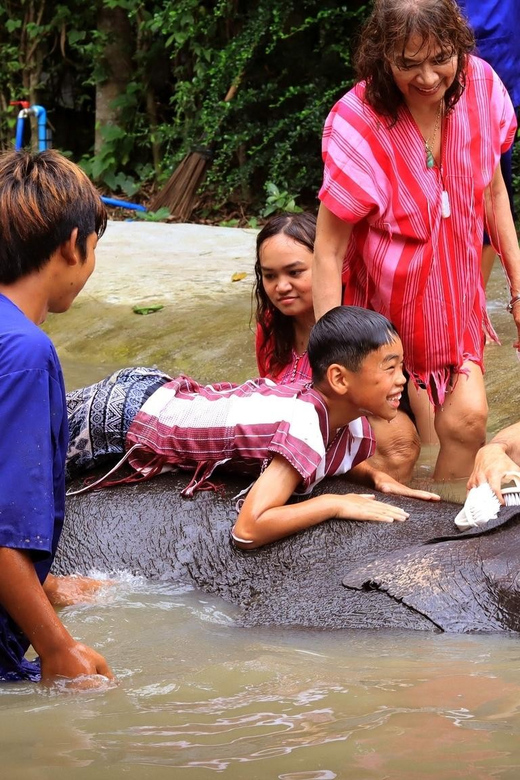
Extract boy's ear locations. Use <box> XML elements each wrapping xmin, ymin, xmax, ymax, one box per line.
<box><xmin>325</xmin><ymin>363</ymin><xmax>351</xmax><ymax>395</ymax></box>
<box><xmin>59</xmin><ymin>227</ymin><xmax>81</xmax><ymax>266</ymax></box>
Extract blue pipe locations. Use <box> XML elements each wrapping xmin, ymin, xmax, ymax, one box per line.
<box><xmin>14</xmin><ymin>105</ymin><xmax>48</xmax><ymax>152</ymax></box>
<box><xmin>14</xmin><ymin>112</ymin><xmax>25</xmax><ymax>151</ymax></box>
<box><xmin>101</xmin><ymin>196</ymin><xmax>147</xmax><ymax>212</ymax></box>
<box><xmin>13</xmin><ymin>105</ymin><xmax>147</xmax><ymax>212</ymax></box>
<box><xmin>30</xmin><ymin>105</ymin><xmax>48</xmax><ymax>151</ymax></box>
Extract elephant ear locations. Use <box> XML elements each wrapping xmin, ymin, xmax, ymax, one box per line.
<box><xmin>343</xmin><ymin>508</ymin><xmax>520</xmax><ymax>633</ymax></box>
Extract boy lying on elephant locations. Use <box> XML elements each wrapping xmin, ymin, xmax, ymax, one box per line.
<box><xmin>67</xmin><ymin>306</ymin><xmax>439</xmax><ymax>548</ymax></box>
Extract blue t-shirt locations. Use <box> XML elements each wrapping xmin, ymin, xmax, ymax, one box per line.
<box><xmin>460</xmin><ymin>0</ymin><xmax>520</xmax><ymax>108</ymax></box>
<box><xmin>0</xmin><ymin>294</ymin><xmax>68</xmax><ymax>681</ymax></box>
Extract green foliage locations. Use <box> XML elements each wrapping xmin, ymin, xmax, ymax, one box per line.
<box><xmin>262</xmin><ymin>182</ymin><xmax>303</xmax><ymax>217</ymax></box>
<box><xmin>0</xmin><ymin>1</ymin><xmax>99</xmax><ymax>148</ymax></box>
<box><xmin>149</xmin><ymin>0</ymin><xmax>368</xmax><ymax>215</ymax></box>
<box><xmin>219</xmin><ymin>218</ymin><xmax>240</xmax><ymax>227</ymax></box>
<box><xmin>85</xmin><ymin>121</ymin><xmax>144</xmax><ymax>194</ymax></box>
<box><xmin>0</xmin><ymin>0</ymin><xmax>369</xmax><ymax>218</ymax></box>
<box><xmin>133</xmin><ymin>207</ymin><xmax>171</xmax><ymax>221</ymax></box>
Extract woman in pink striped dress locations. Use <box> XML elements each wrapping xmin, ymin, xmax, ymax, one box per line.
<box><xmin>313</xmin><ymin>0</ymin><xmax>520</xmax><ymax>481</ymax></box>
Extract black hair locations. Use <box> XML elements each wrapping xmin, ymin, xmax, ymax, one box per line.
<box><xmin>308</xmin><ymin>306</ymin><xmax>400</xmax><ymax>383</ymax></box>
<box><xmin>253</xmin><ymin>212</ymin><xmax>316</xmax><ymax>374</ymax></box>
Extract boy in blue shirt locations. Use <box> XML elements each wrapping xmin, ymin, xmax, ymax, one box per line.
<box><xmin>0</xmin><ymin>149</ymin><xmax>113</xmax><ymax>683</ymax></box>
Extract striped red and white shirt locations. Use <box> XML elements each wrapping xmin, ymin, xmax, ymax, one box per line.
<box><xmin>126</xmin><ymin>376</ymin><xmax>375</xmax><ymax>496</ymax></box>
<box><xmin>320</xmin><ymin>55</ymin><xmax>517</xmax><ymax>404</ymax></box>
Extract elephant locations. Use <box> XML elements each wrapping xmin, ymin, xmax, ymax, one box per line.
<box><xmin>54</xmin><ymin>472</ymin><xmax>520</xmax><ymax>634</ymax></box>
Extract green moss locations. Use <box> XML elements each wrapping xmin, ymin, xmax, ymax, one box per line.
<box><xmin>43</xmin><ymin>295</ymin><xmax>257</xmax><ymax>390</ymax></box>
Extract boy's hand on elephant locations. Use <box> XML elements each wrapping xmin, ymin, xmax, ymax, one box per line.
<box><xmin>334</xmin><ymin>493</ymin><xmax>409</xmax><ymax>523</ymax></box>
<box><xmin>372</xmin><ymin>473</ymin><xmax>441</xmax><ymax>502</ymax></box>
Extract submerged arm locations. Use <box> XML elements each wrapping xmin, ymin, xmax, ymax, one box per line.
<box><xmin>0</xmin><ymin>547</ymin><xmax>113</xmax><ymax>682</ymax></box>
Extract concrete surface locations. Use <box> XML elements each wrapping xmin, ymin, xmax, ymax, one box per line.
<box><xmin>44</xmin><ymin>221</ymin><xmax>259</xmax><ymax>389</ymax></box>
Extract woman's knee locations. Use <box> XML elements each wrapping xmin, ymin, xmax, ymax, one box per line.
<box><xmin>435</xmin><ymin>402</ymin><xmax>488</xmax><ymax>446</ymax></box>
<box><xmin>435</xmin><ymin>366</ymin><xmax>488</xmax><ymax>447</ymax></box>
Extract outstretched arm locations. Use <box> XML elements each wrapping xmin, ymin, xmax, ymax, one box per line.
<box><xmin>467</xmin><ymin>422</ymin><xmax>520</xmax><ymax>502</ymax></box>
<box><xmin>232</xmin><ymin>455</ymin><xmax>412</xmax><ymax>550</ymax></box>
<box><xmin>0</xmin><ymin>547</ymin><xmax>113</xmax><ymax>683</ymax></box>
<box><xmin>485</xmin><ymin>163</ymin><xmax>520</xmax><ymax>345</ymax></box>
<box><xmin>313</xmin><ymin>204</ymin><xmax>353</xmax><ymax>320</ymax></box>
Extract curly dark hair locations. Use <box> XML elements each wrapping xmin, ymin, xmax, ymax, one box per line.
<box><xmin>253</xmin><ymin>212</ymin><xmax>316</xmax><ymax>376</ymax></box>
<box><xmin>354</xmin><ymin>0</ymin><xmax>475</xmax><ymax>122</ymax></box>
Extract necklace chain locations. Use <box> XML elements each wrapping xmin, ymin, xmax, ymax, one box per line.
<box><xmin>424</xmin><ymin>102</ymin><xmax>442</xmax><ymax>169</ymax></box>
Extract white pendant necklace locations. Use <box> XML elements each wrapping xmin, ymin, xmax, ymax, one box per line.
<box><xmin>439</xmin><ymin>113</ymin><xmax>450</xmax><ymax>220</ymax></box>
<box><xmin>441</xmin><ymin>189</ymin><xmax>451</xmax><ymax>219</ymax></box>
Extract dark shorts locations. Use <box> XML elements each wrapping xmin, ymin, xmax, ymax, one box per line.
<box><xmin>400</xmin><ymin>373</ymin><xmax>416</xmax><ymax>426</ymax></box>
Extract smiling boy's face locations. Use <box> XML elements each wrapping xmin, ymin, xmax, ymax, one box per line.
<box><xmin>347</xmin><ymin>337</ymin><xmax>406</xmax><ymax>421</ymax></box>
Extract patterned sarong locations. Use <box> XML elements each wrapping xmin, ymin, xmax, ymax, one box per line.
<box><xmin>66</xmin><ymin>366</ymin><xmax>170</xmax><ymax>478</ymax></box>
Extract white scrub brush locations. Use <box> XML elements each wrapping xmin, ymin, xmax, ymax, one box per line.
<box><xmin>454</xmin><ymin>483</ymin><xmax>501</xmax><ymax>529</ymax></box>
<box><xmin>500</xmin><ymin>471</ymin><xmax>520</xmax><ymax>505</ymax></box>
<box><xmin>455</xmin><ymin>472</ymin><xmax>520</xmax><ymax>530</ymax></box>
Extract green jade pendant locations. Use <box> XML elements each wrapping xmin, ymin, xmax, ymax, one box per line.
<box><xmin>425</xmin><ymin>145</ymin><xmax>435</xmax><ymax>168</ymax></box>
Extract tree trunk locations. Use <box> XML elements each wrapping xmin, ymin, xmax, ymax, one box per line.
<box><xmin>95</xmin><ymin>5</ymin><xmax>133</xmax><ymax>156</ymax></box>
<box><xmin>145</xmin><ymin>87</ymin><xmax>161</xmax><ymax>175</ymax></box>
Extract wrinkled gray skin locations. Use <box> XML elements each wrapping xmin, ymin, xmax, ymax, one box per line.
<box><xmin>54</xmin><ymin>473</ymin><xmax>520</xmax><ymax>634</ymax></box>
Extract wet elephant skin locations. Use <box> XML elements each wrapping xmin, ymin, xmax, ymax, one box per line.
<box><xmin>344</xmin><ymin>505</ymin><xmax>520</xmax><ymax>633</ymax></box>
<box><xmin>54</xmin><ymin>473</ymin><xmax>520</xmax><ymax>633</ymax></box>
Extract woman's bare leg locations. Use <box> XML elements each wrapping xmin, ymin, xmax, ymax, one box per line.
<box><xmin>433</xmin><ymin>362</ymin><xmax>488</xmax><ymax>481</ymax></box>
<box><xmin>408</xmin><ymin>383</ymin><xmax>438</xmax><ymax>445</ymax></box>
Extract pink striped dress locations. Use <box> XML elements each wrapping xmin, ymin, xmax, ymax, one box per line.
<box><xmin>319</xmin><ymin>56</ymin><xmax>517</xmax><ymax>404</ymax></box>
<box><xmin>126</xmin><ymin>376</ymin><xmax>375</xmax><ymax>496</ymax></box>
<box><xmin>255</xmin><ymin>323</ymin><xmax>312</xmax><ymax>384</ymax></box>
